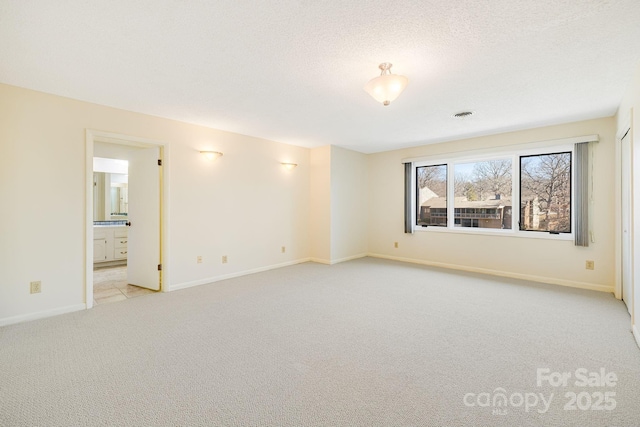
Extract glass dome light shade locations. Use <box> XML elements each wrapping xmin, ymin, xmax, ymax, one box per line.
<box><xmin>363</xmin><ymin>67</ymin><xmax>408</xmax><ymax>106</ymax></box>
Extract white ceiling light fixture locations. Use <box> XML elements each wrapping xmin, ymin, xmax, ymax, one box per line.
<box><xmin>363</xmin><ymin>63</ymin><xmax>409</xmax><ymax>106</ymax></box>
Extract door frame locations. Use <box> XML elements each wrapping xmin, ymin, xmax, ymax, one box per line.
<box><xmin>620</xmin><ymin>127</ymin><xmax>632</xmax><ymax>313</ymax></box>
<box><xmin>85</xmin><ymin>129</ymin><xmax>170</xmax><ymax>308</ymax></box>
<box><xmin>616</xmin><ymin>112</ymin><xmax>632</xmax><ymax>302</ymax></box>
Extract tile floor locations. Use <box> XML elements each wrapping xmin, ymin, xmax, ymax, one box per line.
<box><xmin>93</xmin><ymin>265</ymin><xmax>156</xmax><ymax>306</ymax></box>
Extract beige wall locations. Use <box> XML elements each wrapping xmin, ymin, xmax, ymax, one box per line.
<box><xmin>309</xmin><ymin>145</ymin><xmax>368</xmax><ymax>263</ymax></box>
<box><xmin>309</xmin><ymin>146</ymin><xmax>331</xmax><ymax>262</ymax></box>
<box><xmin>0</xmin><ymin>81</ymin><xmax>625</xmax><ymax>325</ymax></box>
<box><xmin>367</xmin><ymin>117</ymin><xmax>616</xmax><ymax>291</ymax></box>
<box><xmin>0</xmin><ymin>83</ymin><xmax>310</xmax><ymax>323</ymax></box>
<box><xmin>330</xmin><ymin>146</ymin><xmax>368</xmax><ymax>262</ymax></box>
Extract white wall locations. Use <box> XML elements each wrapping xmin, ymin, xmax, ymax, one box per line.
<box><xmin>330</xmin><ymin>146</ymin><xmax>368</xmax><ymax>262</ymax></box>
<box><xmin>616</xmin><ymin>64</ymin><xmax>640</xmax><ymax>338</ymax></box>
<box><xmin>367</xmin><ymin>117</ymin><xmax>616</xmax><ymax>291</ymax></box>
<box><xmin>616</xmin><ymin>65</ymin><xmax>640</xmax><ymax>132</ymax></box>
<box><xmin>0</xmin><ymin>83</ymin><xmax>310</xmax><ymax>324</ymax></box>
<box><xmin>93</xmin><ymin>155</ymin><xmax>128</xmax><ymax>174</ymax></box>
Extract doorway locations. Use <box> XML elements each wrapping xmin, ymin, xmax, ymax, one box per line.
<box><xmin>85</xmin><ymin>130</ymin><xmax>167</xmax><ymax>308</ymax></box>
<box><xmin>92</xmin><ymin>157</ymin><xmax>136</xmax><ymax>304</ymax></box>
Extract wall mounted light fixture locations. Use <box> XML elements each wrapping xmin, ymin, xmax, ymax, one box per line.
<box><xmin>363</xmin><ymin>62</ymin><xmax>408</xmax><ymax>106</ymax></box>
<box><xmin>200</xmin><ymin>151</ymin><xmax>223</xmax><ymax>161</ymax></box>
<box><xmin>281</xmin><ymin>162</ymin><xmax>297</xmax><ymax>170</ymax></box>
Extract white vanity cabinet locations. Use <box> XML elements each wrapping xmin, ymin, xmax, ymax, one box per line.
<box><xmin>93</xmin><ymin>226</ymin><xmax>128</xmax><ymax>264</ymax></box>
<box><xmin>93</xmin><ymin>238</ymin><xmax>107</xmax><ymax>261</ymax></box>
<box><xmin>113</xmin><ymin>229</ymin><xmax>128</xmax><ymax>260</ymax></box>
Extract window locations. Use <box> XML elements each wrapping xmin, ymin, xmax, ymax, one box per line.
<box><xmin>416</xmin><ymin>164</ymin><xmax>447</xmax><ymax>227</ymax></box>
<box><xmin>412</xmin><ymin>144</ymin><xmax>575</xmax><ymax>238</ymax></box>
<box><xmin>519</xmin><ymin>152</ymin><xmax>571</xmax><ymax>233</ymax></box>
<box><xmin>453</xmin><ymin>159</ymin><xmax>512</xmax><ymax>230</ymax></box>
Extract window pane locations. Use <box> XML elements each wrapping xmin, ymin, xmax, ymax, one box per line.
<box><xmin>520</xmin><ymin>152</ymin><xmax>571</xmax><ymax>233</ymax></box>
<box><xmin>416</xmin><ymin>164</ymin><xmax>447</xmax><ymax>226</ymax></box>
<box><xmin>453</xmin><ymin>159</ymin><xmax>513</xmax><ymax>229</ymax></box>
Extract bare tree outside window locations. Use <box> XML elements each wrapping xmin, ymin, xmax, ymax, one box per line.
<box><xmin>519</xmin><ymin>152</ymin><xmax>571</xmax><ymax>233</ymax></box>
<box><xmin>453</xmin><ymin>171</ymin><xmax>473</xmax><ymax>199</ymax></box>
<box><xmin>417</xmin><ymin>164</ymin><xmax>446</xmax><ymax>195</ymax></box>
<box><xmin>472</xmin><ymin>159</ymin><xmax>512</xmax><ymax>199</ymax></box>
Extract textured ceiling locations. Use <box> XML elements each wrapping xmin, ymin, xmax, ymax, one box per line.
<box><xmin>1</xmin><ymin>1</ymin><xmax>640</xmax><ymax>153</ymax></box>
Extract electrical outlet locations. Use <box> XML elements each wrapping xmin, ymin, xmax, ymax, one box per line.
<box><xmin>222</xmin><ymin>255</ymin><xmax>228</xmax><ymax>264</ymax></box>
<box><xmin>30</xmin><ymin>281</ymin><xmax>41</xmax><ymax>294</ymax></box>
<box><xmin>394</xmin><ymin>242</ymin><xmax>399</xmax><ymax>248</ymax></box>
<box><xmin>281</xmin><ymin>246</ymin><xmax>286</xmax><ymax>253</ymax></box>
<box><xmin>586</xmin><ymin>260</ymin><xmax>595</xmax><ymax>270</ymax></box>
<box><xmin>197</xmin><ymin>256</ymin><xmax>203</xmax><ymax>264</ymax></box>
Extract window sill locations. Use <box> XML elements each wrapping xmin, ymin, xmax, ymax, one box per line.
<box><xmin>414</xmin><ymin>226</ymin><xmax>574</xmax><ymax>241</ymax></box>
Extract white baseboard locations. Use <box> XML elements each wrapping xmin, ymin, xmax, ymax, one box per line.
<box><xmin>368</xmin><ymin>253</ymin><xmax>614</xmax><ymax>293</ymax></box>
<box><xmin>633</xmin><ymin>325</ymin><xmax>640</xmax><ymax>350</ymax></box>
<box><xmin>2</xmin><ymin>254</ymin><xmax>616</xmax><ymax>327</ymax></box>
<box><xmin>310</xmin><ymin>253</ymin><xmax>367</xmax><ymax>265</ymax></box>
<box><xmin>329</xmin><ymin>253</ymin><xmax>367</xmax><ymax>265</ymax></box>
<box><xmin>168</xmin><ymin>258</ymin><xmax>312</xmax><ymax>292</ymax></box>
<box><xmin>0</xmin><ymin>303</ymin><xmax>86</xmax><ymax>327</ymax></box>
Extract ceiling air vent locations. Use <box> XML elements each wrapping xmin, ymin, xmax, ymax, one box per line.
<box><xmin>453</xmin><ymin>111</ymin><xmax>474</xmax><ymax>118</ymax></box>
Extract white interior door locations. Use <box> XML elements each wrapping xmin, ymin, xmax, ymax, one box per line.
<box><xmin>127</xmin><ymin>146</ymin><xmax>161</xmax><ymax>291</ymax></box>
<box><xmin>621</xmin><ymin>130</ymin><xmax>632</xmax><ymax>315</ymax></box>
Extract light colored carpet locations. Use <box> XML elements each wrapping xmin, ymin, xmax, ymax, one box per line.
<box><xmin>1</xmin><ymin>258</ymin><xmax>639</xmax><ymax>426</ymax></box>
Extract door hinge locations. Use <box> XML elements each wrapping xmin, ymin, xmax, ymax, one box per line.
<box><xmin>157</xmin><ymin>264</ymin><xmax>162</xmax><ymax>271</ymax></box>
<box><xmin>158</xmin><ymin>159</ymin><xmax>162</xmax><ymax>166</ymax></box>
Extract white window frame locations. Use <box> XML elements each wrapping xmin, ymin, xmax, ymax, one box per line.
<box><xmin>413</xmin><ymin>143</ymin><xmax>575</xmax><ymax>240</ymax></box>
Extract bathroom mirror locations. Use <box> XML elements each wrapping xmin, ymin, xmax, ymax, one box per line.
<box><xmin>94</xmin><ymin>172</ymin><xmax>128</xmax><ymax>221</ymax></box>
